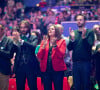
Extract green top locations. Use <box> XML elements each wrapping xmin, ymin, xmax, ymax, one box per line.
<box><xmin>21</xmin><ymin>35</ymin><xmax>28</xmax><ymax>41</ymax></box>
<box><xmin>35</xmin><ymin>45</ymin><xmax>40</xmax><ymax>55</ymax></box>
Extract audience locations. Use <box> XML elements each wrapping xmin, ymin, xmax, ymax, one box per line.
<box><xmin>0</xmin><ymin>0</ymin><xmax>100</xmax><ymax>90</ymax></box>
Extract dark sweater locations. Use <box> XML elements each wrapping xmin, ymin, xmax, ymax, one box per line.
<box><xmin>68</xmin><ymin>29</ymin><xmax>94</xmax><ymax>62</ymax></box>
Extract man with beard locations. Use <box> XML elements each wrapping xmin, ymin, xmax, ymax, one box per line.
<box><xmin>67</xmin><ymin>14</ymin><xmax>94</xmax><ymax>90</ymax></box>
<box><xmin>13</xmin><ymin>20</ymin><xmax>39</xmax><ymax>90</ymax></box>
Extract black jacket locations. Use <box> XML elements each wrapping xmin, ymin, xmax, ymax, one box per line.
<box><xmin>13</xmin><ymin>34</ymin><xmax>39</xmax><ymax>74</ymax></box>
<box><xmin>0</xmin><ymin>36</ymin><xmax>14</xmax><ymax>75</ymax></box>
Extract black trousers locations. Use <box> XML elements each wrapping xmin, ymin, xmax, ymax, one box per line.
<box><xmin>16</xmin><ymin>64</ymin><xmax>37</xmax><ymax>90</ymax></box>
<box><xmin>41</xmin><ymin>70</ymin><xmax>64</xmax><ymax>90</ymax></box>
<box><xmin>73</xmin><ymin>61</ymin><xmax>91</xmax><ymax>90</ymax></box>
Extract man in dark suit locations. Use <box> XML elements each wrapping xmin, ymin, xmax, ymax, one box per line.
<box><xmin>13</xmin><ymin>20</ymin><xmax>39</xmax><ymax>90</ymax></box>
<box><xmin>0</xmin><ymin>24</ymin><xmax>14</xmax><ymax>90</ymax></box>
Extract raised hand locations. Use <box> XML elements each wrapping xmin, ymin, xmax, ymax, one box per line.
<box><xmin>12</xmin><ymin>31</ymin><xmax>20</xmax><ymax>44</ymax></box>
<box><xmin>69</xmin><ymin>27</ymin><xmax>75</xmax><ymax>40</ymax></box>
<box><xmin>42</xmin><ymin>35</ymin><xmax>48</xmax><ymax>49</ymax></box>
<box><xmin>97</xmin><ymin>48</ymin><xmax>100</xmax><ymax>53</ymax></box>
<box><xmin>50</xmin><ymin>37</ymin><xmax>57</xmax><ymax>46</ymax></box>
<box><xmin>82</xmin><ymin>28</ymin><xmax>86</xmax><ymax>39</ymax></box>
<box><xmin>92</xmin><ymin>45</ymin><xmax>96</xmax><ymax>51</ymax></box>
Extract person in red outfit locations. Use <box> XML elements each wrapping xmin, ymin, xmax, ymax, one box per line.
<box><xmin>37</xmin><ymin>24</ymin><xmax>67</xmax><ymax>90</ymax></box>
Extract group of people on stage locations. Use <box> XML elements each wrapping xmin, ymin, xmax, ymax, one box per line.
<box><xmin>0</xmin><ymin>14</ymin><xmax>100</xmax><ymax>90</ymax></box>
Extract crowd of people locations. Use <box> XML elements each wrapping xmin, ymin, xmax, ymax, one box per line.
<box><xmin>0</xmin><ymin>0</ymin><xmax>100</xmax><ymax>35</ymax></box>
<box><xmin>0</xmin><ymin>0</ymin><xmax>100</xmax><ymax>90</ymax></box>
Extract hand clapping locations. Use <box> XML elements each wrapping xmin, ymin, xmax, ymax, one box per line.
<box><xmin>42</xmin><ymin>35</ymin><xmax>48</xmax><ymax>49</ymax></box>
<box><xmin>12</xmin><ymin>31</ymin><xmax>20</xmax><ymax>44</ymax></box>
<box><xmin>97</xmin><ymin>48</ymin><xmax>100</xmax><ymax>53</ymax></box>
<box><xmin>50</xmin><ymin>37</ymin><xmax>57</xmax><ymax>47</ymax></box>
<box><xmin>69</xmin><ymin>27</ymin><xmax>75</xmax><ymax>41</ymax></box>
<box><xmin>82</xmin><ymin>28</ymin><xmax>86</xmax><ymax>39</ymax></box>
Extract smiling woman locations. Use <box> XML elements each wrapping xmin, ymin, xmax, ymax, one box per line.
<box><xmin>37</xmin><ymin>24</ymin><xmax>67</xmax><ymax>90</ymax></box>
<box><xmin>47</xmin><ymin>24</ymin><xmax>61</xmax><ymax>41</ymax></box>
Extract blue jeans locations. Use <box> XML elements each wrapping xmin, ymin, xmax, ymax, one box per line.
<box><xmin>73</xmin><ymin>61</ymin><xmax>91</xmax><ymax>90</ymax></box>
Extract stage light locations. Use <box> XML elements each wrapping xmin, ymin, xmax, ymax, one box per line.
<box><xmin>36</xmin><ymin>4</ymin><xmax>40</xmax><ymax>7</ymax></box>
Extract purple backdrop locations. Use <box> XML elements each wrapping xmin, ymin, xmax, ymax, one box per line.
<box><xmin>61</xmin><ymin>21</ymin><xmax>100</xmax><ymax>37</ymax></box>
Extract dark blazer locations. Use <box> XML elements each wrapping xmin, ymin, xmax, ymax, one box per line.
<box><xmin>14</xmin><ymin>34</ymin><xmax>39</xmax><ymax>74</ymax></box>
<box><xmin>0</xmin><ymin>36</ymin><xmax>14</xmax><ymax>75</ymax></box>
<box><xmin>37</xmin><ymin>39</ymin><xmax>67</xmax><ymax>72</ymax></box>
